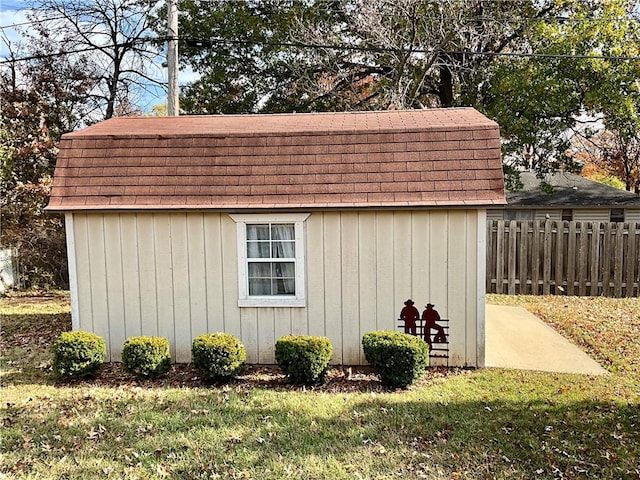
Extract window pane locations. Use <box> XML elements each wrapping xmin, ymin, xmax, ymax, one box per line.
<box><xmin>249</xmin><ymin>278</ymin><xmax>272</xmax><ymax>296</ymax></box>
<box><xmin>248</xmin><ymin>262</ymin><xmax>272</xmax><ymax>278</ymax></box>
<box><xmin>271</xmin><ymin>224</ymin><xmax>294</xmax><ymax>240</ymax></box>
<box><xmin>273</xmin><ymin>262</ymin><xmax>295</xmax><ymax>278</ymax></box>
<box><xmin>247</xmin><ymin>241</ymin><xmax>270</xmax><ymax>258</ymax></box>
<box><xmin>272</xmin><ymin>241</ymin><xmax>295</xmax><ymax>258</ymax></box>
<box><xmin>247</xmin><ymin>225</ymin><xmax>270</xmax><ymax>240</ymax></box>
<box><xmin>272</xmin><ymin>277</ymin><xmax>295</xmax><ymax>295</ymax></box>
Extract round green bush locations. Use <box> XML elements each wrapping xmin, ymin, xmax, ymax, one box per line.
<box><xmin>362</xmin><ymin>330</ymin><xmax>429</xmax><ymax>388</ymax></box>
<box><xmin>275</xmin><ymin>335</ymin><xmax>333</xmax><ymax>385</ymax></box>
<box><xmin>122</xmin><ymin>336</ymin><xmax>172</xmax><ymax>379</ymax></box>
<box><xmin>191</xmin><ymin>333</ymin><xmax>246</xmax><ymax>381</ymax></box>
<box><xmin>51</xmin><ymin>331</ymin><xmax>106</xmax><ymax>380</ymax></box>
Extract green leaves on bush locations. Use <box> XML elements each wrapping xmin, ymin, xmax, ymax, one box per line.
<box><xmin>122</xmin><ymin>336</ymin><xmax>172</xmax><ymax>379</ymax></box>
<box><xmin>191</xmin><ymin>333</ymin><xmax>246</xmax><ymax>381</ymax></box>
<box><xmin>362</xmin><ymin>331</ymin><xmax>429</xmax><ymax>388</ymax></box>
<box><xmin>51</xmin><ymin>331</ymin><xmax>106</xmax><ymax>380</ymax></box>
<box><xmin>275</xmin><ymin>335</ymin><xmax>333</xmax><ymax>385</ymax></box>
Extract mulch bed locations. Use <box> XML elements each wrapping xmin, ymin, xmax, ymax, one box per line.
<box><xmin>66</xmin><ymin>363</ymin><xmax>460</xmax><ymax>393</ymax></box>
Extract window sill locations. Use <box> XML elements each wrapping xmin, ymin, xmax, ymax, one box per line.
<box><xmin>238</xmin><ymin>297</ymin><xmax>306</xmax><ymax>308</ymax></box>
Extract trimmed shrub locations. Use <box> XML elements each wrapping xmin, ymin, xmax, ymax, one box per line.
<box><xmin>362</xmin><ymin>331</ymin><xmax>429</xmax><ymax>388</ymax></box>
<box><xmin>51</xmin><ymin>331</ymin><xmax>106</xmax><ymax>380</ymax></box>
<box><xmin>121</xmin><ymin>336</ymin><xmax>172</xmax><ymax>379</ymax></box>
<box><xmin>191</xmin><ymin>333</ymin><xmax>246</xmax><ymax>381</ymax></box>
<box><xmin>275</xmin><ymin>335</ymin><xmax>333</xmax><ymax>385</ymax></box>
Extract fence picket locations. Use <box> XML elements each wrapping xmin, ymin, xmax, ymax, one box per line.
<box><xmin>567</xmin><ymin>222</ymin><xmax>576</xmax><ymax>295</ymax></box>
<box><xmin>543</xmin><ymin>221</ymin><xmax>552</xmax><ymax>294</ymax></box>
<box><xmin>531</xmin><ymin>220</ymin><xmax>540</xmax><ymax>295</ymax></box>
<box><xmin>590</xmin><ymin>222</ymin><xmax>600</xmax><ymax>296</ymax></box>
<box><xmin>496</xmin><ymin>220</ymin><xmax>505</xmax><ymax>294</ymax></box>
<box><xmin>486</xmin><ymin>220</ymin><xmax>638</xmax><ymax>298</ymax></box>
<box><xmin>626</xmin><ymin>223</ymin><xmax>637</xmax><ymax>297</ymax></box>
<box><xmin>614</xmin><ymin>223</ymin><xmax>624</xmax><ymax>297</ymax></box>
<box><xmin>602</xmin><ymin>223</ymin><xmax>612</xmax><ymax>296</ymax></box>
<box><xmin>519</xmin><ymin>222</ymin><xmax>529</xmax><ymax>294</ymax></box>
<box><xmin>508</xmin><ymin>221</ymin><xmax>517</xmax><ymax>294</ymax></box>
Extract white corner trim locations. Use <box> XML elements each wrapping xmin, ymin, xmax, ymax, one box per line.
<box><xmin>64</xmin><ymin>213</ymin><xmax>80</xmax><ymax>330</ymax></box>
<box><xmin>476</xmin><ymin>209</ymin><xmax>487</xmax><ymax>368</ymax></box>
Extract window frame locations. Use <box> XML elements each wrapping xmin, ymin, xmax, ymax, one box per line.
<box><xmin>230</xmin><ymin>213</ymin><xmax>309</xmax><ymax>307</ymax></box>
<box><xmin>610</xmin><ymin>208</ymin><xmax>625</xmax><ymax>223</ymax></box>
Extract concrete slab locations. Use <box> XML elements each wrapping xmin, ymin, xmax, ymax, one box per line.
<box><xmin>485</xmin><ymin>304</ymin><xmax>609</xmax><ymax>375</ymax></box>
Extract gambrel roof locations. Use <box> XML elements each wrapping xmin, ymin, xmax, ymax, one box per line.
<box><xmin>46</xmin><ymin>108</ymin><xmax>506</xmax><ymax>211</ymax></box>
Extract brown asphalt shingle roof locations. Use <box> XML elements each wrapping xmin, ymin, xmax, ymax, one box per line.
<box><xmin>46</xmin><ymin>108</ymin><xmax>506</xmax><ymax>211</ymax></box>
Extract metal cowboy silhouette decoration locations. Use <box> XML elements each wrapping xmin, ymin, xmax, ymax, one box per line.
<box><xmin>398</xmin><ymin>299</ymin><xmax>448</xmax><ymax>348</ymax></box>
<box><xmin>400</xmin><ymin>299</ymin><xmax>420</xmax><ymax>335</ymax></box>
<box><xmin>422</xmin><ymin>303</ymin><xmax>447</xmax><ymax>346</ymax></box>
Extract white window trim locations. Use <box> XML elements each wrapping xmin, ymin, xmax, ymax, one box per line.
<box><xmin>230</xmin><ymin>213</ymin><xmax>310</xmax><ymax>307</ymax></box>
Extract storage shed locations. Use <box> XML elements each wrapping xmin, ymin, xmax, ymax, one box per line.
<box><xmin>47</xmin><ymin>108</ymin><xmax>506</xmax><ymax>367</ymax></box>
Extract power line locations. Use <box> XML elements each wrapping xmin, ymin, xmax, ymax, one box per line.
<box><xmin>183</xmin><ymin>37</ymin><xmax>640</xmax><ymax>61</ymax></box>
<box><xmin>0</xmin><ymin>15</ymin><xmax>70</xmax><ymax>30</ymax></box>
<box><xmin>2</xmin><ymin>35</ymin><xmax>640</xmax><ymax>65</ymax></box>
<box><xmin>1</xmin><ymin>11</ymin><xmax>638</xmax><ymax>32</ymax></box>
<box><xmin>0</xmin><ymin>38</ymin><xmax>162</xmax><ymax>64</ymax></box>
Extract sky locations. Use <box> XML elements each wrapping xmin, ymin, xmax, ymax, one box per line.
<box><xmin>0</xmin><ymin>0</ymin><xmax>199</xmax><ymax>113</ymax></box>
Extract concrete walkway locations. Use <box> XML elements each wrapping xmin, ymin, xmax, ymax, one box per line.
<box><xmin>485</xmin><ymin>304</ymin><xmax>609</xmax><ymax>375</ymax></box>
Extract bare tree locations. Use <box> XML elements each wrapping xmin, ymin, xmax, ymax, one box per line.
<box><xmin>591</xmin><ymin>130</ymin><xmax>640</xmax><ymax>193</ymax></box>
<box><xmin>24</xmin><ymin>0</ymin><xmax>163</xmax><ymax>120</ymax></box>
<box><xmin>291</xmin><ymin>0</ymin><xmax>555</xmax><ymax>111</ymax></box>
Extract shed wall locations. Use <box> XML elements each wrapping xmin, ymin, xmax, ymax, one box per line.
<box><xmin>67</xmin><ymin>210</ymin><xmax>484</xmax><ymax>367</ymax></box>
<box><xmin>573</xmin><ymin>209</ymin><xmax>611</xmax><ymax>223</ymax></box>
<box><xmin>626</xmin><ymin>209</ymin><xmax>640</xmax><ymax>223</ymax></box>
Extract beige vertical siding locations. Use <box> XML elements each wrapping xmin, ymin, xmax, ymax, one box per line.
<box><xmin>68</xmin><ymin>210</ymin><xmax>484</xmax><ymax>367</ymax></box>
<box><xmin>573</xmin><ymin>209</ymin><xmax>611</xmax><ymax>223</ymax></box>
<box><xmin>486</xmin><ymin>209</ymin><xmax>504</xmax><ymax>222</ymax></box>
<box><xmin>625</xmin><ymin>209</ymin><xmax>640</xmax><ymax>223</ymax></box>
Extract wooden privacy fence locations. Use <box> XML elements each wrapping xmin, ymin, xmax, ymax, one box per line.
<box><xmin>487</xmin><ymin>220</ymin><xmax>640</xmax><ymax>297</ymax></box>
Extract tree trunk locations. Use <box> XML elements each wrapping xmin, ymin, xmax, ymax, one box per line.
<box><xmin>438</xmin><ymin>64</ymin><xmax>454</xmax><ymax>107</ymax></box>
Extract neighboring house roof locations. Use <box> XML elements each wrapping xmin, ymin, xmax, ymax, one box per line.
<box><xmin>46</xmin><ymin>108</ymin><xmax>506</xmax><ymax>211</ymax></box>
<box><xmin>506</xmin><ymin>171</ymin><xmax>640</xmax><ymax>208</ymax></box>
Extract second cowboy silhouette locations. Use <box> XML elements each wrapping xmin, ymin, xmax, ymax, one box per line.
<box><xmin>422</xmin><ymin>303</ymin><xmax>447</xmax><ymax>344</ymax></box>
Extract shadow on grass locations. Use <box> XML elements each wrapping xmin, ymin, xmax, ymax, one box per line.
<box><xmin>0</xmin><ymin>312</ymin><xmax>71</xmax><ymax>386</ymax></box>
<box><xmin>2</xmin><ymin>384</ymin><xmax>638</xmax><ymax>480</ymax></box>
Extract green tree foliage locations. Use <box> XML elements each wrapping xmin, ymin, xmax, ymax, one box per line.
<box><xmin>176</xmin><ymin>0</ymin><xmax>639</xmax><ymax>177</ymax></box>
<box><xmin>484</xmin><ymin>0</ymin><xmax>640</xmax><ymax>178</ymax></box>
<box><xmin>176</xmin><ymin>0</ymin><xmax>339</xmax><ymax>113</ymax></box>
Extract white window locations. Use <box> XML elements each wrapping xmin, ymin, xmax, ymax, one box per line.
<box><xmin>230</xmin><ymin>213</ymin><xmax>309</xmax><ymax>307</ymax></box>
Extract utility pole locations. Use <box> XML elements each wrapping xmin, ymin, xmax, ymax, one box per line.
<box><xmin>167</xmin><ymin>0</ymin><xmax>179</xmax><ymax>116</ymax></box>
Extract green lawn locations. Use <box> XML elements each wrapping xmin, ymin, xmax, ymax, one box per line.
<box><xmin>1</xmin><ymin>293</ymin><xmax>639</xmax><ymax>479</ymax></box>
